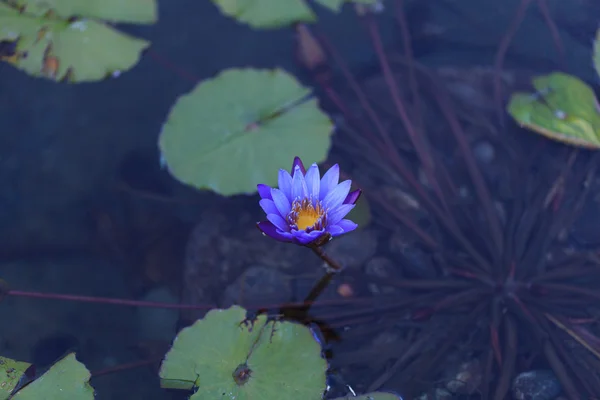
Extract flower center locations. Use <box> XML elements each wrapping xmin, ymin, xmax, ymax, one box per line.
<box><xmin>289</xmin><ymin>198</ymin><xmax>325</xmax><ymax>231</ymax></box>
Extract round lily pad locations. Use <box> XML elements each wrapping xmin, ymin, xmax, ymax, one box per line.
<box><xmin>11</xmin><ymin>353</ymin><xmax>94</xmax><ymax>400</ymax></box>
<box><xmin>507</xmin><ymin>72</ymin><xmax>600</xmax><ymax>149</ymax></box>
<box><xmin>0</xmin><ymin>0</ymin><xmax>155</xmax><ymax>82</ymax></box>
<box><xmin>158</xmin><ymin>67</ymin><xmax>334</xmax><ymax>196</ymax></box>
<box><xmin>331</xmin><ymin>392</ymin><xmax>403</xmax><ymax>400</ymax></box>
<box><xmin>0</xmin><ymin>356</ymin><xmax>33</xmax><ymax>399</ymax></box>
<box><xmin>594</xmin><ymin>28</ymin><xmax>600</xmax><ymax>80</ymax></box>
<box><xmin>210</xmin><ymin>0</ymin><xmax>379</xmax><ymax>29</ymax></box>
<box><xmin>159</xmin><ymin>305</ymin><xmax>328</xmax><ymax>400</ymax></box>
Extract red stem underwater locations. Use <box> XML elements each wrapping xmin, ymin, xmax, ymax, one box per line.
<box><xmin>6</xmin><ymin>289</ymin><xmax>215</xmax><ymax>310</ymax></box>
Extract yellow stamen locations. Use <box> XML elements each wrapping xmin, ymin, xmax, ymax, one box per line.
<box><xmin>291</xmin><ymin>198</ymin><xmax>324</xmax><ymax>230</ymax></box>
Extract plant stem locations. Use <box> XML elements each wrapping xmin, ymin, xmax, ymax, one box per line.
<box><xmin>299</xmin><ymin>245</ymin><xmax>343</xmax><ymax>313</ymax></box>
<box><xmin>6</xmin><ymin>289</ymin><xmax>215</xmax><ymax>310</ymax></box>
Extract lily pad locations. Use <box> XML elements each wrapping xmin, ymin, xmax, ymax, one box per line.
<box><xmin>158</xmin><ymin>67</ymin><xmax>333</xmax><ymax>196</ymax></box>
<box><xmin>10</xmin><ymin>353</ymin><xmax>94</xmax><ymax>400</ymax></box>
<box><xmin>594</xmin><ymin>28</ymin><xmax>600</xmax><ymax>80</ymax></box>
<box><xmin>331</xmin><ymin>392</ymin><xmax>403</xmax><ymax>400</ymax></box>
<box><xmin>159</xmin><ymin>305</ymin><xmax>328</xmax><ymax>400</ymax></box>
<box><xmin>6</xmin><ymin>0</ymin><xmax>157</xmax><ymax>23</ymax></box>
<box><xmin>0</xmin><ymin>356</ymin><xmax>33</xmax><ymax>400</ymax></box>
<box><xmin>210</xmin><ymin>0</ymin><xmax>315</xmax><ymax>28</ymax></box>
<box><xmin>0</xmin><ymin>0</ymin><xmax>155</xmax><ymax>82</ymax></box>
<box><xmin>507</xmin><ymin>72</ymin><xmax>600</xmax><ymax>149</ymax></box>
<box><xmin>317</xmin><ymin>0</ymin><xmax>381</xmax><ymax>12</ymax></box>
<box><xmin>210</xmin><ymin>0</ymin><xmax>379</xmax><ymax>29</ymax></box>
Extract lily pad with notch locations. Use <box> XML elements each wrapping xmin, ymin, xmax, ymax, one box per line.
<box><xmin>9</xmin><ymin>353</ymin><xmax>94</xmax><ymax>400</ymax></box>
<box><xmin>159</xmin><ymin>305</ymin><xmax>328</xmax><ymax>400</ymax></box>
<box><xmin>210</xmin><ymin>0</ymin><xmax>379</xmax><ymax>29</ymax></box>
<box><xmin>0</xmin><ymin>0</ymin><xmax>156</xmax><ymax>82</ymax></box>
<box><xmin>0</xmin><ymin>356</ymin><xmax>33</xmax><ymax>400</ymax></box>
<box><xmin>158</xmin><ymin>67</ymin><xmax>333</xmax><ymax>196</ymax></box>
<box><xmin>507</xmin><ymin>72</ymin><xmax>600</xmax><ymax>149</ymax></box>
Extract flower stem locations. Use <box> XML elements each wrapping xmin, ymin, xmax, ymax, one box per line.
<box><xmin>299</xmin><ymin>245</ymin><xmax>343</xmax><ymax>312</ymax></box>
<box><xmin>310</xmin><ymin>244</ymin><xmax>342</xmax><ymax>272</ymax></box>
<box><xmin>301</xmin><ymin>271</ymin><xmax>336</xmax><ymax>308</ymax></box>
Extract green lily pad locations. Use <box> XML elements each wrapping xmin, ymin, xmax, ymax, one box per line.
<box><xmin>507</xmin><ymin>72</ymin><xmax>600</xmax><ymax>149</ymax></box>
<box><xmin>0</xmin><ymin>356</ymin><xmax>32</xmax><ymax>400</ymax></box>
<box><xmin>159</xmin><ymin>305</ymin><xmax>328</xmax><ymax>400</ymax></box>
<box><xmin>316</xmin><ymin>0</ymin><xmax>381</xmax><ymax>12</ymax></box>
<box><xmin>158</xmin><ymin>67</ymin><xmax>333</xmax><ymax>196</ymax></box>
<box><xmin>210</xmin><ymin>0</ymin><xmax>315</xmax><ymax>28</ymax></box>
<box><xmin>594</xmin><ymin>28</ymin><xmax>600</xmax><ymax>80</ymax></box>
<box><xmin>6</xmin><ymin>0</ymin><xmax>157</xmax><ymax>23</ymax></box>
<box><xmin>0</xmin><ymin>0</ymin><xmax>155</xmax><ymax>82</ymax></box>
<box><xmin>210</xmin><ymin>0</ymin><xmax>379</xmax><ymax>29</ymax></box>
<box><xmin>331</xmin><ymin>392</ymin><xmax>403</xmax><ymax>400</ymax></box>
<box><xmin>11</xmin><ymin>353</ymin><xmax>94</xmax><ymax>400</ymax></box>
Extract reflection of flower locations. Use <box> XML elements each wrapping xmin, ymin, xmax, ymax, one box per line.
<box><xmin>257</xmin><ymin>157</ymin><xmax>361</xmax><ymax>246</ymax></box>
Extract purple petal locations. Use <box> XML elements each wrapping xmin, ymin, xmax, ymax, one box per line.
<box><xmin>278</xmin><ymin>169</ymin><xmax>293</xmax><ymax>200</ymax></box>
<box><xmin>291</xmin><ymin>166</ymin><xmax>308</xmax><ymax>200</ymax></box>
<box><xmin>257</xmin><ymin>184</ymin><xmax>272</xmax><ymax>200</ymax></box>
<box><xmin>344</xmin><ymin>189</ymin><xmax>361</xmax><ymax>205</ymax></box>
<box><xmin>271</xmin><ymin>188</ymin><xmax>291</xmax><ymax>217</ymax></box>
<box><xmin>267</xmin><ymin>213</ymin><xmax>290</xmax><ymax>232</ymax></box>
<box><xmin>335</xmin><ymin>219</ymin><xmax>358</xmax><ymax>234</ymax></box>
<box><xmin>291</xmin><ymin>157</ymin><xmax>306</xmax><ymax>175</ymax></box>
<box><xmin>326</xmin><ymin>225</ymin><xmax>345</xmax><ymax>236</ymax></box>
<box><xmin>304</xmin><ymin>164</ymin><xmax>320</xmax><ymax>200</ymax></box>
<box><xmin>257</xmin><ymin>221</ymin><xmax>292</xmax><ymax>243</ymax></box>
<box><xmin>259</xmin><ymin>199</ymin><xmax>279</xmax><ymax>216</ymax></box>
<box><xmin>319</xmin><ymin>164</ymin><xmax>339</xmax><ymax>200</ymax></box>
<box><xmin>328</xmin><ymin>222</ymin><xmax>357</xmax><ymax>237</ymax></box>
<box><xmin>292</xmin><ymin>229</ymin><xmax>326</xmax><ymax>245</ymax></box>
<box><xmin>322</xmin><ymin>180</ymin><xmax>352</xmax><ymax>210</ymax></box>
<box><xmin>327</xmin><ymin>204</ymin><xmax>354</xmax><ymax>225</ymax></box>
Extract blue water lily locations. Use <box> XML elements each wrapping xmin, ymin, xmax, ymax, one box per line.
<box><xmin>257</xmin><ymin>157</ymin><xmax>361</xmax><ymax>246</ymax></box>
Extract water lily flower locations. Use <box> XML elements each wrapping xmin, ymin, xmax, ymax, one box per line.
<box><xmin>257</xmin><ymin>157</ymin><xmax>361</xmax><ymax>246</ymax></box>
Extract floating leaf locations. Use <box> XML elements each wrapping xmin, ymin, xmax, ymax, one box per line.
<box><xmin>0</xmin><ymin>0</ymin><xmax>155</xmax><ymax>82</ymax></box>
<box><xmin>507</xmin><ymin>72</ymin><xmax>600</xmax><ymax>149</ymax></box>
<box><xmin>316</xmin><ymin>0</ymin><xmax>381</xmax><ymax>12</ymax></box>
<box><xmin>210</xmin><ymin>0</ymin><xmax>380</xmax><ymax>29</ymax></box>
<box><xmin>314</xmin><ymin>0</ymin><xmax>346</xmax><ymax>12</ymax></box>
<box><xmin>159</xmin><ymin>68</ymin><xmax>333</xmax><ymax>196</ymax></box>
<box><xmin>11</xmin><ymin>353</ymin><xmax>94</xmax><ymax>400</ymax></box>
<box><xmin>159</xmin><ymin>305</ymin><xmax>328</xmax><ymax>400</ymax></box>
<box><xmin>0</xmin><ymin>356</ymin><xmax>32</xmax><ymax>400</ymax></box>
<box><xmin>210</xmin><ymin>0</ymin><xmax>316</xmax><ymax>29</ymax></box>
<box><xmin>7</xmin><ymin>0</ymin><xmax>157</xmax><ymax>23</ymax></box>
<box><xmin>594</xmin><ymin>27</ymin><xmax>600</xmax><ymax>80</ymax></box>
<box><xmin>331</xmin><ymin>392</ymin><xmax>404</xmax><ymax>400</ymax></box>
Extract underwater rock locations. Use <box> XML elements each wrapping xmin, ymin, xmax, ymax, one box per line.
<box><xmin>365</xmin><ymin>256</ymin><xmax>398</xmax><ymax>294</ymax></box>
<box><xmin>444</xmin><ymin>358</ymin><xmax>482</xmax><ymax>395</ymax></box>
<box><xmin>221</xmin><ymin>266</ymin><xmax>292</xmax><ymax>309</ymax></box>
<box><xmin>512</xmin><ymin>370</ymin><xmax>562</xmax><ymax>400</ymax></box>
<box><xmin>472</xmin><ymin>140</ymin><xmax>495</xmax><ymax>164</ymax></box>
<box><xmin>326</xmin><ymin>228</ymin><xmax>378</xmax><ymax>270</ymax></box>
